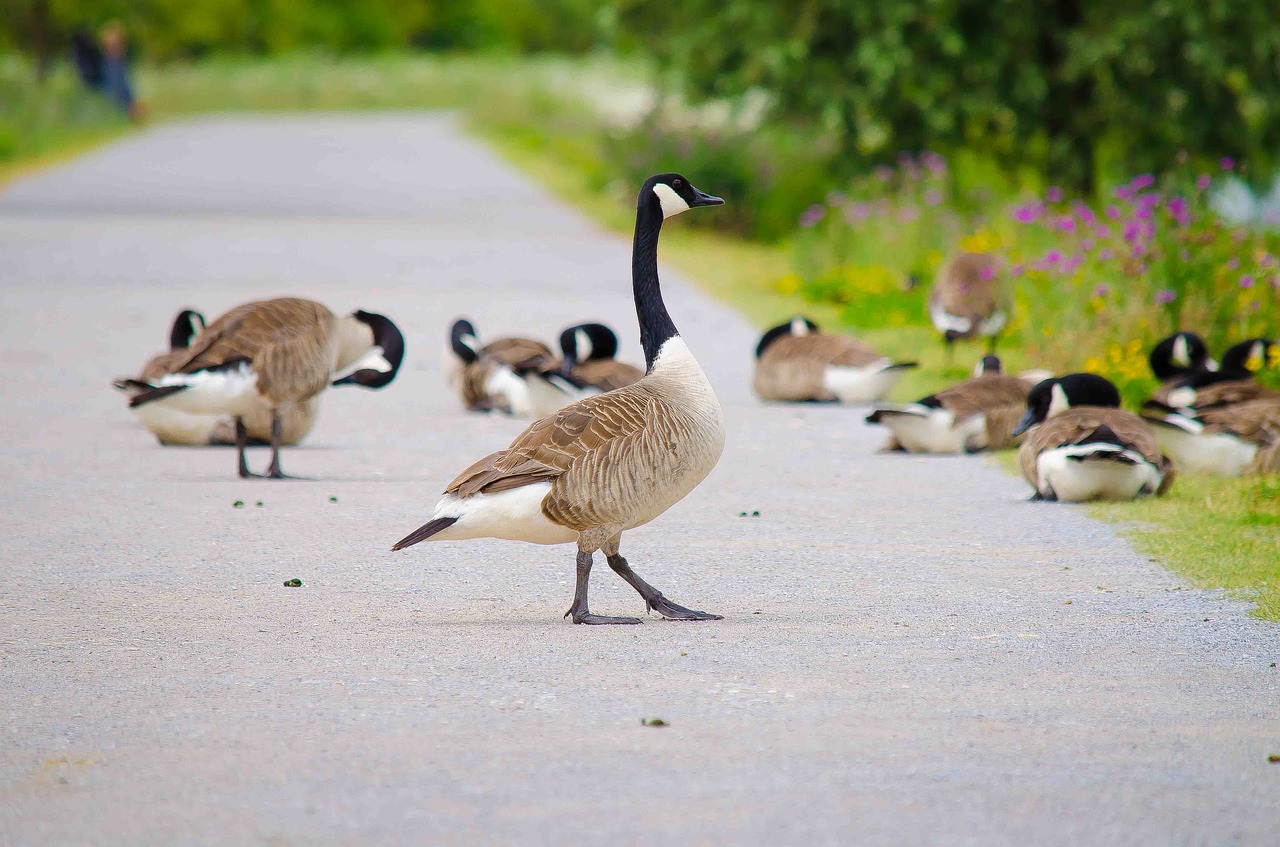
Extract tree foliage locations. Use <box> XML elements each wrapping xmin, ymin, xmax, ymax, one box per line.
<box><xmin>616</xmin><ymin>0</ymin><xmax>1280</xmax><ymax>189</ymax></box>
<box><xmin>0</xmin><ymin>0</ymin><xmax>604</xmax><ymax>62</ymax></box>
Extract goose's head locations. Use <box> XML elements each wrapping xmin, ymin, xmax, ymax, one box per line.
<box><xmin>1221</xmin><ymin>337</ymin><xmax>1274</xmax><ymax>376</ymax></box>
<box><xmin>755</xmin><ymin>316</ymin><xmax>819</xmax><ymax>359</ymax></box>
<box><xmin>449</xmin><ymin>318</ymin><xmax>480</xmax><ymax>364</ymax></box>
<box><xmin>332</xmin><ymin>310</ymin><xmax>405</xmax><ymax>390</ymax></box>
<box><xmin>643</xmin><ymin>173</ymin><xmax>724</xmax><ymax>220</ymax></box>
<box><xmin>169</xmin><ymin>309</ymin><xmax>206</xmax><ymax>351</ymax></box>
<box><xmin>1013</xmin><ymin>373</ymin><xmax>1120</xmax><ymax>435</ymax></box>
<box><xmin>1149</xmin><ymin>331</ymin><xmax>1209</xmax><ymax>380</ymax></box>
<box><xmin>975</xmin><ymin>354</ymin><xmax>1003</xmax><ymax>377</ymax></box>
<box><xmin>559</xmin><ymin>322</ymin><xmax>618</xmax><ymax>371</ymax></box>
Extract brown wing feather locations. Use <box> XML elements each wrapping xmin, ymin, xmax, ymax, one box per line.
<box><xmin>1186</xmin><ymin>380</ymin><xmax>1279</xmax><ymax>409</ymax></box>
<box><xmin>933</xmin><ymin>374</ymin><xmax>1030</xmax><ymax>420</ymax></box>
<box><xmin>1023</xmin><ymin>408</ymin><xmax>1165</xmax><ymax>466</ymax></box>
<box><xmin>482</xmin><ymin>337</ymin><xmax>555</xmax><ymax>369</ymax></box>
<box><xmin>571</xmin><ymin>359</ymin><xmax>645</xmax><ymax>392</ymax></box>
<box><xmin>169</xmin><ymin>298</ymin><xmax>336</xmax><ymax>403</ymax></box>
<box><xmin>932</xmin><ymin>253</ymin><xmax>1001</xmax><ymax>333</ymax></box>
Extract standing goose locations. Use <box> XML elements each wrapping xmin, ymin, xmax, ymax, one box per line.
<box><xmin>127</xmin><ymin>297</ymin><xmax>404</xmax><ymax>478</ymax></box>
<box><xmin>928</xmin><ymin>252</ymin><xmax>1007</xmax><ymax>356</ymax></box>
<box><xmin>393</xmin><ymin>173</ymin><xmax>725</xmax><ymax>625</ymax></box>
<box><xmin>865</xmin><ymin>355</ymin><xmax>1034</xmax><ymax>453</ymax></box>
<box><xmin>1013</xmin><ymin>373</ymin><xmax>1174</xmax><ymax>502</ymax></box>
<box><xmin>521</xmin><ymin>322</ymin><xmax>646</xmax><ymax>418</ymax></box>
<box><xmin>444</xmin><ymin>318</ymin><xmax>554</xmax><ymax>415</ymax></box>
<box><xmin>752</xmin><ymin>316</ymin><xmax>917</xmax><ymax>403</ymax></box>
<box><xmin>1142</xmin><ymin>396</ymin><xmax>1280</xmax><ymax>477</ymax></box>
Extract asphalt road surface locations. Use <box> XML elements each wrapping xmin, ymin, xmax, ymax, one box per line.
<box><xmin>1</xmin><ymin>114</ymin><xmax>1276</xmax><ymax>846</ymax></box>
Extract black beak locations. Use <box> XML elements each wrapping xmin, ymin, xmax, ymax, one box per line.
<box><xmin>690</xmin><ymin>186</ymin><xmax>724</xmax><ymax>207</ymax></box>
<box><xmin>1011</xmin><ymin>410</ymin><xmax>1036</xmax><ymax>437</ymax></box>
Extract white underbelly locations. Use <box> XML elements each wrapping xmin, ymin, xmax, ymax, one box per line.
<box><xmin>882</xmin><ymin>408</ymin><xmax>985</xmax><ymax>453</ymax></box>
<box><xmin>823</xmin><ymin>361</ymin><xmax>905</xmax><ymax>404</ymax></box>
<box><xmin>1154</xmin><ymin>428</ymin><xmax>1257</xmax><ymax>477</ymax></box>
<box><xmin>132</xmin><ymin>405</ymin><xmax>229</xmax><ymax>446</ymax></box>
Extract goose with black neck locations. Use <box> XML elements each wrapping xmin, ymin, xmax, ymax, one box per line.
<box><xmin>392</xmin><ymin>174</ymin><xmax>727</xmax><ymax>625</ymax></box>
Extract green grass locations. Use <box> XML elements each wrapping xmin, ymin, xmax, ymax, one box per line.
<box><xmin>5</xmin><ymin>50</ymin><xmax>1276</xmax><ymax>618</ymax></box>
<box><xmin>1092</xmin><ymin>476</ymin><xmax>1280</xmax><ymax>619</ymax></box>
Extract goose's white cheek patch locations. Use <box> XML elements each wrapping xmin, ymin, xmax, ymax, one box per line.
<box><xmin>652</xmin><ymin>183</ymin><xmax>690</xmax><ymax>219</ymax></box>
<box><xmin>1047</xmin><ymin>383</ymin><xmax>1070</xmax><ymax>419</ymax></box>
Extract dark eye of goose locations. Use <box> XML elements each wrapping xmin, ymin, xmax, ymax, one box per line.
<box><xmin>672</xmin><ymin>178</ymin><xmax>683</xmax><ymax>188</ymax></box>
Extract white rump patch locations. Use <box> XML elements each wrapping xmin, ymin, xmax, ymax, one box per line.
<box><xmin>877</xmin><ymin>405</ymin><xmax>986</xmax><ymax>453</ymax></box>
<box><xmin>1046</xmin><ymin>383</ymin><xmax>1071</xmax><ymax>419</ymax></box>
<box><xmin>822</xmin><ymin>359</ymin><xmax>907</xmax><ymax>404</ymax></box>
<box><xmin>652</xmin><ymin>183</ymin><xmax>691</xmax><ymax>219</ymax></box>
<box><xmin>1037</xmin><ymin>444</ymin><xmax>1161</xmax><ymax>501</ymax></box>
<box><xmin>425</xmin><ymin>484</ymin><xmax>577</xmax><ymax>545</ymax></box>
<box><xmin>929</xmin><ymin>302</ymin><xmax>972</xmax><ymax>335</ymax></box>
<box><xmin>153</xmin><ymin>361</ymin><xmax>259</xmax><ymax>416</ymax></box>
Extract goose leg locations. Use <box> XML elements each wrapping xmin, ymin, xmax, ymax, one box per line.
<box><xmin>604</xmin><ymin>545</ymin><xmax>722</xmax><ymax>622</ymax></box>
<box><xmin>264</xmin><ymin>411</ymin><xmax>289</xmax><ymax>479</ymax></box>
<box><xmin>565</xmin><ymin>549</ymin><xmax>642</xmax><ymax>625</ymax></box>
<box><xmin>235</xmin><ymin>418</ymin><xmax>260</xmax><ymax>479</ymax></box>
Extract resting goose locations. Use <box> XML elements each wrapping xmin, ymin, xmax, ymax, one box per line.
<box><xmin>865</xmin><ymin>355</ymin><xmax>1033</xmax><ymax>453</ymax></box>
<box><xmin>752</xmin><ymin>316</ymin><xmax>917</xmax><ymax>403</ymax></box>
<box><xmin>444</xmin><ymin>318</ymin><xmax>554</xmax><ymax>415</ymax></box>
<box><xmin>522</xmin><ymin>322</ymin><xmax>646</xmax><ymax>418</ymax></box>
<box><xmin>928</xmin><ymin>252</ymin><xmax>1007</xmax><ymax>356</ymax></box>
<box><xmin>393</xmin><ymin>173</ymin><xmax>726</xmax><ymax>625</ymax></box>
<box><xmin>1013</xmin><ymin>373</ymin><xmax>1174</xmax><ymax>502</ymax></box>
<box><xmin>126</xmin><ymin>297</ymin><xmax>404</xmax><ymax>478</ymax></box>
<box><xmin>1143</xmin><ymin>396</ymin><xmax>1280</xmax><ymax>476</ymax></box>
<box><xmin>1148</xmin><ymin>338</ymin><xmax>1277</xmax><ymax>413</ymax></box>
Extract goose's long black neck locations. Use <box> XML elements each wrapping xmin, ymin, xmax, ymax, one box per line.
<box><xmin>633</xmin><ymin>200</ymin><xmax>678</xmax><ymax>371</ymax></box>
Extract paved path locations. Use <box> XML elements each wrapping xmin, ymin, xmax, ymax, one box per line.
<box><xmin>1</xmin><ymin>115</ymin><xmax>1276</xmax><ymax>846</ymax></box>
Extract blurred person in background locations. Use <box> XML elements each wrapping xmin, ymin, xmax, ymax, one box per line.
<box><xmin>98</xmin><ymin>19</ymin><xmax>144</xmax><ymax>121</ymax></box>
<box><xmin>70</xmin><ymin>26</ymin><xmax>104</xmax><ymax>90</ymax></box>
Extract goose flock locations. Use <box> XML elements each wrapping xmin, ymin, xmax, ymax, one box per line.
<box><xmin>114</xmin><ymin>173</ymin><xmax>1277</xmax><ymax>623</ymax></box>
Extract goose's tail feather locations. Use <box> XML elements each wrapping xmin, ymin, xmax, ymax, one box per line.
<box><xmin>391</xmin><ymin>517</ymin><xmax>459</xmax><ymax>551</ymax></box>
<box><xmin>128</xmin><ymin>384</ymin><xmax>189</xmax><ymax>408</ymax></box>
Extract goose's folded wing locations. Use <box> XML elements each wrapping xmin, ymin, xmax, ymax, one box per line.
<box><xmin>484</xmin><ymin>337</ymin><xmax>555</xmax><ymax>370</ymax></box>
<box><xmin>446</xmin><ymin>396</ymin><xmax>649</xmax><ymax>498</ymax></box>
<box><xmin>573</xmin><ymin>359</ymin><xmax>645</xmax><ymax>392</ymax></box>
<box><xmin>169</xmin><ymin>298</ymin><xmax>329</xmax><ymax>374</ymax></box>
<box><xmin>934</xmin><ymin>375</ymin><xmax>1029</xmax><ymax>419</ymax></box>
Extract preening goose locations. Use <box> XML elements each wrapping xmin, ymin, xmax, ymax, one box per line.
<box><xmin>116</xmin><ymin>308</ymin><xmax>322</xmax><ymax>447</ymax></box>
<box><xmin>521</xmin><ymin>322</ymin><xmax>646</xmax><ymax>418</ymax></box>
<box><xmin>928</xmin><ymin>252</ymin><xmax>1007</xmax><ymax>356</ymax></box>
<box><xmin>1149</xmin><ymin>331</ymin><xmax>1213</xmax><ymax>381</ymax></box>
<box><xmin>865</xmin><ymin>355</ymin><xmax>1033</xmax><ymax>453</ymax></box>
<box><xmin>1013</xmin><ymin>373</ymin><xmax>1174</xmax><ymax>502</ymax></box>
<box><xmin>752</xmin><ymin>316</ymin><xmax>917</xmax><ymax>403</ymax></box>
<box><xmin>126</xmin><ymin>297</ymin><xmax>404</xmax><ymax>478</ymax></box>
<box><xmin>444</xmin><ymin>318</ymin><xmax>554</xmax><ymax>415</ymax></box>
<box><xmin>393</xmin><ymin>173</ymin><xmax>726</xmax><ymax>625</ymax></box>
<box><xmin>1143</xmin><ymin>396</ymin><xmax>1280</xmax><ymax>476</ymax></box>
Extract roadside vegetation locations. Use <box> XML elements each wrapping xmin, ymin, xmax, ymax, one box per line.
<box><xmin>1</xmin><ymin>3</ymin><xmax>1277</xmax><ymax>617</ymax></box>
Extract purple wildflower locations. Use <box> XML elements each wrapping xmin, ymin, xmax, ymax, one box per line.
<box><xmin>980</xmin><ymin>265</ymin><xmax>997</xmax><ymax>282</ymax></box>
<box><xmin>1196</xmin><ymin>174</ymin><xmax>1211</xmax><ymax>191</ymax></box>
<box><xmin>1131</xmin><ymin>174</ymin><xmax>1156</xmax><ymax>190</ymax></box>
<box><xmin>1261</xmin><ymin>255</ymin><xmax>1276</xmax><ymax>269</ymax></box>
<box><xmin>1226</xmin><ymin>256</ymin><xmax>1240</xmax><ymax>270</ymax></box>
<box><xmin>1046</xmin><ymin>186</ymin><xmax>1063</xmax><ymax>203</ymax></box>
<box><xmin>1098</xmin><ymin>248</ymin><xmax>1115</xmax><ymax>261</ymax></box>
<box><xmin>799</xmin><ymin>204</ymin><xmax>826</xmax><ymax>228</ymax></box>
<box><xmin>1073</xmin><ymin>202</ymin><xmax>1098</xmax><ymax>227</ymax></box>
<box><xmin>925</xmin><ymin>189</ymin><xmax>943</xmax><ymax>206</ymax></box>
<box><xmin>1081</xmin><ymin>238</ymin><xmax>1096</xmax><ymax>251</ymax></box>
<box><xmin>1167</xmin><ymin>196</ymin><xmax>1190</xmax><ymax>226</ymax></box>
<box><xmin>1010</xmin><ymin>263</ymin><xmax>1025</xmax><ymax>277</ymax></box>
<box><xmin>1045</xmin><ymin>250</ymin><xmax>1063</xmax><ymax>265</ymax></box>
<box><xmin>1012</xmin><ymin>203</ymin><xmax>1043</xmax><ymax>224</ymax></box>
<box><xmin>1114</xmin><ymin>185</ymin><xmax>1134</xmax><ymax>201</ymax></box>
<box><xmin>873</xmin><ymin>165</ymin><xmax>894</xmax><ymax>182</ymax></box>
<box><xmin>921</xmin><ymin>150</ymin><xmax>947</xmax><ymax>174</ymax></box>
<box><xmin>826</xmin><ymin>191</ymin><xmax>847</xmax><ymax>207</ymax></box>
<box><xmin>1056</xmin><ymin>216</ymin><xmax>1077</xmax><ymax>233</ymax></box>
<box><xmin>1156</xmin><ymin>289</ymin><xmax>1177</xmax><ymax>304</ymax></box>
<box><xmin>1062</xmin><ymin>254</ymin><xmax>1084</xmax><ymax>273</ymax></box>
<box><xmin>844</xmin><ymin>202</ymin><xmax>871</xmax><ymax>224</ymax></box>
<box><xmin>1122</xmin><ymin>220</ymin><xmax>1142</xmax><ymax>243</ymax></box>
<box><xmin>1220</xmin><ymin>157</ymin><xmax>1235</xmax><ymax>170</ymax></box>
<box><xmin>1240</xmin><ymin>274</ymin><xmax>1255</xmax><ymax>289</ymax></box>
<box><xmin>1105</xmin><ymin>205</ymin><xmax>1123</xmax><ymax>220</ymax></box>
<box><xmin>1094</xmin><ymin>284</ymin><xmax>1110</xmax><ymax>297</ymax></box>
